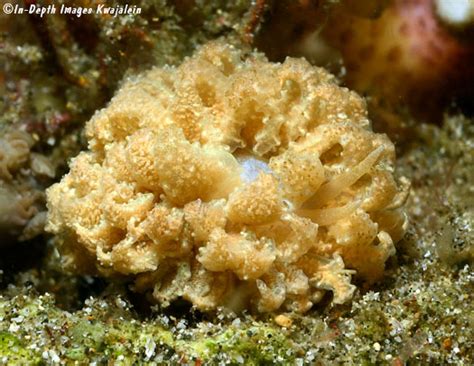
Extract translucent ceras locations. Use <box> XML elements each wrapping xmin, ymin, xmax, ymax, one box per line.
<box><xmin>46</xmin><ymin>41</ymin><xmax>408</xmax><ymax>313</ymax></box>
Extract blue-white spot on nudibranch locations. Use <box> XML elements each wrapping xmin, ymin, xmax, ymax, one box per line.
<box><xmin>239</xmin><ymin>157</ymin><xmax>272</xmax><ymax>184</ymax></box>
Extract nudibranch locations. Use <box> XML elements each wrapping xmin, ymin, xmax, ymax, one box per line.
<box><xmin>46</xmin><ymin>41</ymin><xmax>408</xmax><ymax>313</ymax></box>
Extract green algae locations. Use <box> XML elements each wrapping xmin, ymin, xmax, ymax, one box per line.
<box><xmin>1</xmin><ymin>259</ymin><xmax>472</xmax><ymax>365</ymax></box>
<box><xmin>191</xmin><ymin>326</ymin><xmax>296</xmax><ymax>364</ymax></box>
<box><xmin>0</xmin><ymin>292</ymin><xmax>296</xmax><ymax>365</ymax></box>
<box><xmin>0</xmin><ymin>332</ymin><xmax>41</xmax><ymax>364</ymax></box>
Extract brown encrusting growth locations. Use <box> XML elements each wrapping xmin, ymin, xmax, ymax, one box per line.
<box><xmin>46</xmin><ymin>41</ymin><xmax>408</xmax><ymax>313</ymax></box>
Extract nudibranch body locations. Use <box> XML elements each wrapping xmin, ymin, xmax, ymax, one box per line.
<box><xmin>46</xmin><ymin>41</ymin><xmax>408</xmax><ymax>313</ymax></box>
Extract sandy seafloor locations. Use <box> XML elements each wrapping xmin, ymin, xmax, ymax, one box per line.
<box><xmin>0</xmin><ymin>1</ymin><xmax>473</xmax><ymax>364</ymax></box>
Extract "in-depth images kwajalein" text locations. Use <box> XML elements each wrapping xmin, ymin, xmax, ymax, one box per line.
<box><xmin>5</xmin><ymin>3</ymin><xmax>142</xmax><ymax>18</ymax></box>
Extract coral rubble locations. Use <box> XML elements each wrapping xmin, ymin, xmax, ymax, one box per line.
<box><xmin>46</xmin><ymin>41</ymin><xmax>408</xmax><ymax>313</ymax></box>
